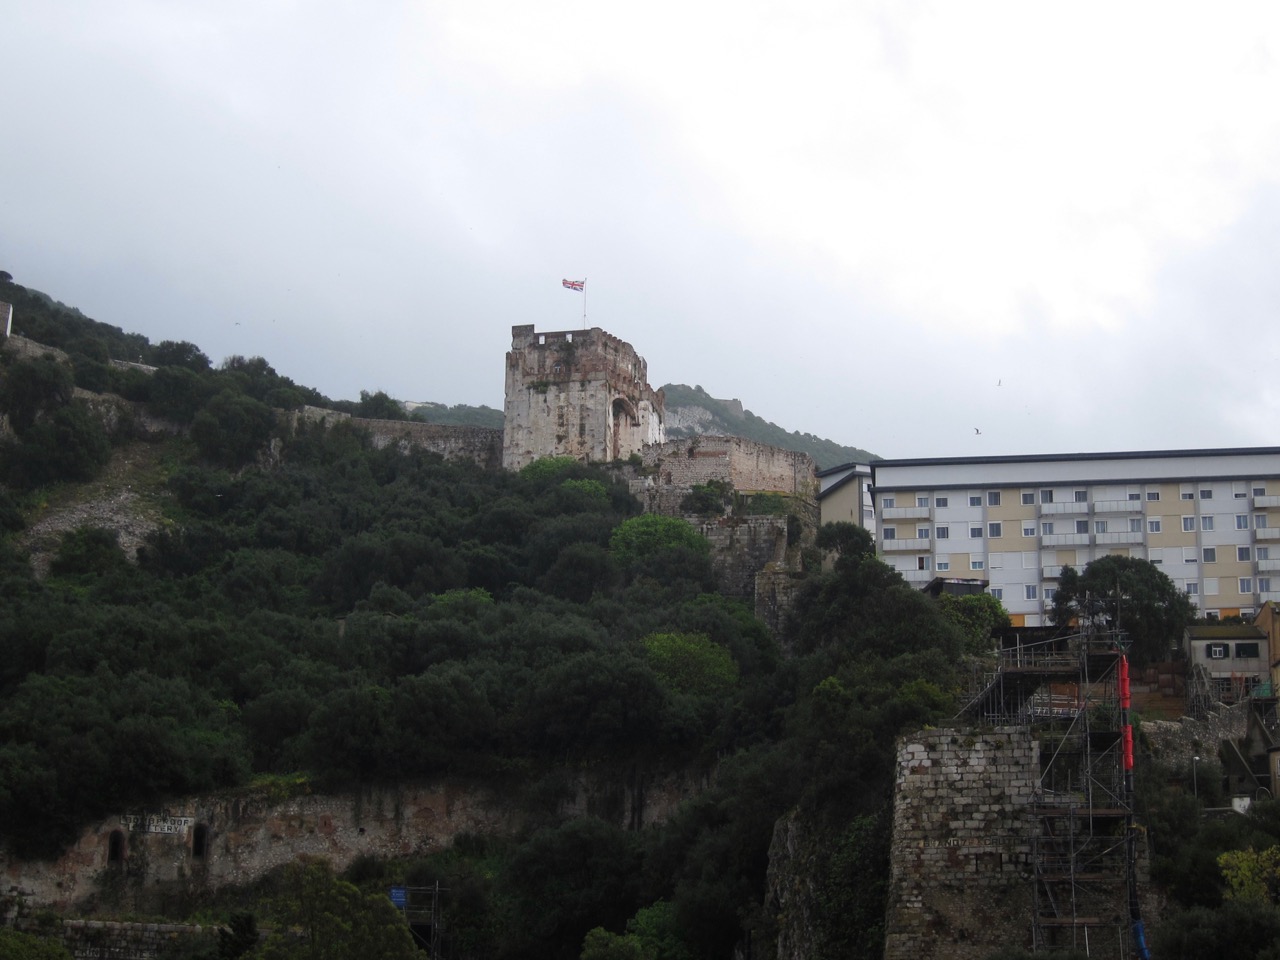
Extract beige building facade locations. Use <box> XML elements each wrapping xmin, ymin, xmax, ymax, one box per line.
<box><xmin>871</xmin><ymin>448</ymin><xmax>1280</xmax><ymax>626</ymax></box>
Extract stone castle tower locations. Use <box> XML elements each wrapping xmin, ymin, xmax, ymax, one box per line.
<box><xmin>502</xmin><ymin>325</ymin><xmax>665</xmax><ymax>470</ymax></box>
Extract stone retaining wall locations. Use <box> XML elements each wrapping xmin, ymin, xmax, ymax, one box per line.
<box><xmin>884</xmin><ymin>727</ymin><xmax>1038</xmax><ymax>960</ymax></box>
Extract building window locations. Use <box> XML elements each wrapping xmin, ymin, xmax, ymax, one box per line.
<box><xmin>936</xmin><ymin>496</ymin><xmax>949</xmax><ymax>508</ymax></box>
<box><xmin>988</xmin><ymin>522</ymin><xmax>1002</xmax><ymax>538</ymax></box>
<box><xmin>970</xmin><ymin>525</ymin><xmax>984</xmax><ymax>538</ymax></box>
<box><xmin>969</xmin><ymin>495</ymin><xmax>982</xmax><ymax>507</ymax></box>
<box><xmin>1258</xmin><ymin>547</ymin><xmax>1270</xmax><ymax>560</ymax></box>
<box><xmin>1200</xmin><ymin>489</ymin><xmax>1213</xmax><ymax>499</ymax></box>
<box><xmin>971</xmin><ymin>559</ymin><xmax>985</xmax><ymax>570</ymax></box>
<box><xmin>1256</xmin><ymin>514</ymin><xmax>1269</xmax><ymax>529</ymax></box>
<box><xmin>1148</xmin><ymin>518</ymin><xmax>1162</xmax><ymax>533</ymax></box>
<box><xmin>991</xmin><ymin>587</ymin><xmax>1003</xmax><ymax>599</ymax></box>
<box><xmin>1182</xmin><ymin>517</ymin><xmax>1196</xmax><ymax>532</ymax></box>
<box><xmin>1186</xmin><ymin>582</ymin><xmax>1199</xmax><ymax>596</ymax></box>
<box><xmin>1074</xmin><ymin>490</ymin><xmax>1088</xmax><ymax>503</ymax></box>
<box><xmin>917</xmin><ymin>527</ymin><xmax>931</xmax><ymax>539</ymax></box>
<box><xmin>1075</xmin><ymin>520</ymin><xmax>1089</xmax><ymax>534</ymax></box>
<box><xmin>883</xmin><ymin>527</ymin><xmax>896</xmax><ymax>541</ymax></box>
<box><xmin>1044</xmin><ymin>587</ymin><xmax>1057</xmax><ymax>602</ymax></box>
<box><xmin>1095</xmin><ymin>520</ymin><xmax>1109</xmax><ymax>534</ymax></box>
<box><xmin>917</xmin><ymin>556</ymin><xmax>931</xmax><ymax>570</ymax></box>
<box><xmin>936</xmin><ymin>525</ymin><xmax>950</xmax><ymax>539</ymax></box>
<box><xmin>1041</xmin><ymin>522</ymin><xmax>1055</xmax><ymax>535</ymax></box>
<box><xmin>1022</xmin><ymin>492</ymin><xmax>1035</xmax><ymax>505</ymax></box>
<box><xmin>1208</xmin><ymin>643</ymin><xmax>1228</xmax><ymax>659</ymax></box>
<box><xmin>1237</xmin><ymin>515</ymin><xmax>1250</xmax><ymax>530</ymax></box>
<box><xmin>988</xmin><ymin>491</ymin><xmax>1001</xmax><ymax>506</ymax></box>
<box><xmin>1129</xmin><ymin>518</ymin><xmax>1143</xmax><ymax>533</ymax></box>
<box><xmin>1236</xmin><ymin>642</ymin><xmax>1260</xmax><ymax>659</ymax></box>
<box><xmin>936</xmin><ymin>559</ymin><xmax>950</xmax><ymax>571</ymax></box>
<box><xmin>1128</xmin><ymin>492</ymin><xmax>1141</xmax><ymax>501</ymax></box>
<box><xmin>917</xmin><ymin>496</ymin><xmax>929</xmax><ymax>507</ymax></box>
<box><xmin>1238</xmin><ymin>546</ymin><xmax>1252</xmax><ymax>562</ymax></box>
<box><xmin>1025</xmin><ymin>584</ymin><xmax>1039</xmax><ymax>600</ymax></box>
<box><xmin>1203</xmin><ymin>547</ymin><xmax>1216</xmax><ymax>563</ymax></box>
<box><xmin>1259</xmin><ymin>577</ymin><xmax>1272</xmax><ymax>593</ymax></box>
<box><xmin>1235</xmin><ymin>489</ymin><xmax>1248</xmax><ymax>499</ymax></box>
<box><xmin>1185</xmin><ymin>548</ymin><xmax>1198</xmax><ymax>563</ymax></box>
<box><xmin>1023</xmin><ymin>523</ymin><xmax>1036</xmax><ymax>537</ymax></box>
<box><xmin>1041</xmin><ymin>489</ymin><xmax>1054</xmax><ymax>504</ymax></box>
<box><xmin>1181</xmin><ymin>491</ymin><xmax>1195</xmax><ymax>500</ymax></box>
<box><xmin>1201</xmin><ymin>516</ymin><xmax>1214</xmax><ymax>531</ymax></box>
<box><xmin>1147</xmin><ymin>491</ymin><xmax>1160</xmax><ymax>501</ymax></box>
<box><xmin>882</xmin><ymin>497</ymin><xmax>895</xmax><ymax>508</ymax></box>
<box><xmin>1240</xmin><ymin>578</ymin><xmax>1254</xmax><ymax>594</ymax></box>
<box><xmin>1254</xmin><ymin>486</ymin><xmax>1267</xmax><ymax>497</ymax></box>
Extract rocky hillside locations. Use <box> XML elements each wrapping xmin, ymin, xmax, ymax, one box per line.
<box><xmin>660</xmin><ymin>384</ymin><xmax>877</xmax><ymax>469</ymax></box>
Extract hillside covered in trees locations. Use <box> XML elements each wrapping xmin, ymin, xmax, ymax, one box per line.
<box><xmin>2</xmin><ymin>274</ymin><xmax>1279</xmax><ymax>960</ymax></box>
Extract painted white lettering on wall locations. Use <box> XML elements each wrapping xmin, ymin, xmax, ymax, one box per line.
<box><xmin>120</xmin><ymin>815</ymin><xmax>194</xmax><ymax>835</ymax></box>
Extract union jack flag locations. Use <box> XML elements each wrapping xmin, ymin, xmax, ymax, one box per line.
<box><xmin>562</xmin><ymin>279</ymin><xmax>585</xmax><ymax>291</ymax></box>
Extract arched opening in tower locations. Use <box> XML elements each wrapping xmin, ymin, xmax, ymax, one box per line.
<box><xmin>611</xmin><ymin>397</ymin><xmax>639</xmax><ymax>460</ymax></box>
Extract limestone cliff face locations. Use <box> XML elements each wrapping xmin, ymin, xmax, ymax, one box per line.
<box><xmin>765</xmin><ymin>811</ymin><xmax>822</xmax><ymax>960</ymax></box>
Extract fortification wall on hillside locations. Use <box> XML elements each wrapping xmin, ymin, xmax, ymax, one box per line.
<box><xmin>352</xmin><ymin>418</ymin><xmax>504</xmax><ymax>471</ymax></box>
<box><xmin>0</xmin><ymin>772</ymin><xmax>701</xmax><ymax>916</ymax></box>
<box><xmin>884</xmin><ymin>727</ymin><xmax>1039</xmax><ymax>960</ymax></box>
<box><xmin>503</xmin><ymin>325</ymin><xmax>664</xmax><ymax>470</ymax></box>
<box><xmin>1</xmin><ymin>334</ymin><xmax>69</xmax><ymax>363</ymax></box>
<box><xmin>631</xmin><ymin>437</ymin><xmax>816</xmax><ymax>506</ymax></box>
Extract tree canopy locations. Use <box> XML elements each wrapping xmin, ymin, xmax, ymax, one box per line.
<box><xmin>1050</xmin><ymin>555</ymin><xmax>1194</xmax><ymax>665</ymax></box>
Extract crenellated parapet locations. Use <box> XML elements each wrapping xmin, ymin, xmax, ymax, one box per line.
<box><xmin>502</xmin><ymin>325</ymin><xmax>665</xmax><ymax>470</ymax></box>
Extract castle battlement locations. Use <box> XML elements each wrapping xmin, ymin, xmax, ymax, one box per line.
<box><xmin>502</xmin><ymin>324</ymin><xmax>664</xmax><ymax>470</ymax></box>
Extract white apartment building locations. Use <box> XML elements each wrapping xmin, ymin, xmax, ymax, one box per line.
<box><xmin>871</xmin><ymin>448</ymin><xmax>1280</xmax><ymax>626</ymax></box>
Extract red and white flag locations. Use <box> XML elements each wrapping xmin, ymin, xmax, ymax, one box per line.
<box><xmin>562</xmin><ymin>279</ymin><xmax>585</xmax><ymax>291</ymax></box>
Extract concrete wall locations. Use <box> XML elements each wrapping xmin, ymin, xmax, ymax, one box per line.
<box><xmin>884</xmin><ymin>727</ymin><xmax>1039</xmax><ymax>960</ymax></box>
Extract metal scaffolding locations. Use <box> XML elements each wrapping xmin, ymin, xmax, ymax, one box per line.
<box><xmin>958</xmin><ymin>630</ymin><xmax>1149</xmax><ymax>958</ymax></box>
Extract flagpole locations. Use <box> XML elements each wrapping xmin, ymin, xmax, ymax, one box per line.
<box><xmin>583</xmin><ymin>278</ymin><xmax>588</xmax><ymax>329</ymax></box>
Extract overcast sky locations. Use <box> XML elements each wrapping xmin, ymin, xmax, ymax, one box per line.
<box><xmin>4</xmin><ymin>2</ymin><xmax>1280</xmax><ymax>459</ymax></box>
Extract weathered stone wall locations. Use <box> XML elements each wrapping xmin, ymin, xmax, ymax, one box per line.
<box><xmin>1</xmin><ymin>333</ymin><xmax>69</xmax><ymax>363</ymax></box>
<box><xmin>503</xmin><ymin>325</ymin><xmax>664</xmax><ymax>470</ymax></box>
<box><xmin>14</xmin><ymin>919</ymin><xmax>216</xmax><ymax>960</ymax></box>
<box><xmin>884</xmin><ymin>727</ymin><xmax>1039</xmax><ymax>960</ymax></box>
<box><xmin>351</xmin><ymin>418</ymin><xmax>503</xmax><ymax>470</ymax></box>
<box><xmin>697</xmin><ymin>516</ymin><xmax>789</xmax><ymax>602</ymax></box>
<box><xmin>1</xmin><ymin>771</ymin><xmax>702</xmax><ymax>916</ymax></box>
<box><xmin>1140</xmin><ymin>700</ymin><xmax>1249</xmax><ymax>765</ymax></box>
<box><xmin>631</xmin><ymin>437</ymin><xmax>816</xmax><ymax>505</ymax></box>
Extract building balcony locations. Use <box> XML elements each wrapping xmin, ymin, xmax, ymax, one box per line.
<box><xmin>1257</xmin><ymin>558</ymin><xmax>1280</xmax><ymax>572</ymax></box>
<box><xmin>1042</xmin><ymin>533</ymin><xmax>1090</xmax><ymax>546</ymax></box>
<box><xmin>1094</xmin><ymin>500</ymin><xmax>1142</xmax><ymax>513</ymax></box>
<box><xmin>902</xmin><ymin>568</ymin><xmax>933</xmax><ymax>583</ymax></box>
<box><xmin>1039</xmin><ymin>502</ymin><xmax>1088</xmax><ymax>516</ymax></box>
<box><xmin>880</xmin><ymin>537</ymin><xmax>931</xmax><ymax>552</ymax></box>
<box><xmin>1043</xmin><ymin>565</ymin><xmax>1063</xmax><ymax>579</ymax></box>
<box><xmin>1260</xmin><ymin>591</ymin><xmax>1280</xmax><ymax>604</ymax></box>
<box><xmin>882</xmin><ymin>505</ymin><xmax>930</xmax><ymax>520</ymax></box>
<box><xmin>1256</xmin><ymin>528</ymin><xmax>1280</xmax><ymax>541</ymax></box>
<box><xmin>1096</xmin><ymin>531</ymin><xmax>1143</xmax><ymax>545</ymax></box>
<box><xmin>1254</xmin><ymin>495</ymin><xmax>1280</xmax><ymax>508</ymax></box>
